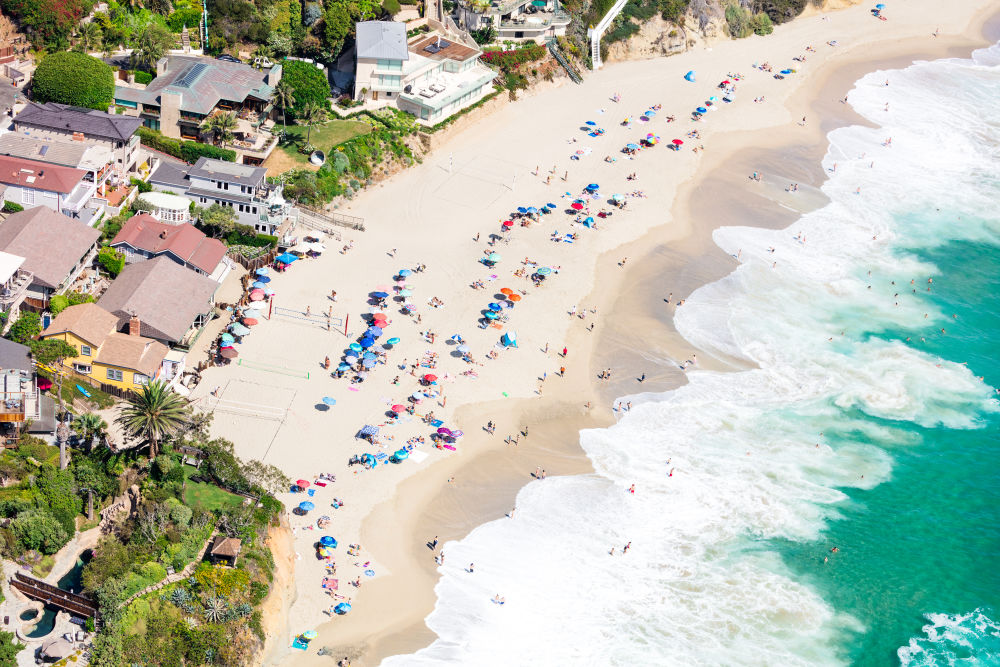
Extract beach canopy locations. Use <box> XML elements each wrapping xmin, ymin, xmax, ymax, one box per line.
<box><xmin>229</xmin><ymin>323</ymin><xmax>251</xmax><ymax>336</ymax></box>
<box><xmin>322</xmin><ymin>397</ymin><xmax>337</xmax><ymax>406</ymax></box>
<box><xmin>299</xmin><ymin>501</ymin><xmax>315</xmax><ymax>511</ymax></box>
<box><xmin>255</xmin><ymin>267</ymin><xmax>269</xmax><ymax>276</ymax></box>
<box><xmin>276</xmin><ymin>252</ymin><xmax>298</xmax><ymax>264</ymax></box>
<box><xmin>501</xmin><ymin>331</ymin><xmax>517</xmax><ymax>348</ymax></box>
<box><xmin>684</xmin><ymin>70</ymin><xmax>696</xmax><ymax>82</ymax></box>
<box><xmin>219</xmin><ymin>347</ymin><xmax>238</xmax><ymax>359</ymax></box>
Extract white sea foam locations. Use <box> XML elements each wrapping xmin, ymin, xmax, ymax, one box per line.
<box><xmin>383</xmin><ymin>44</ymin><xmax>1000</xmax><ymax>667</ymax></box>
<box><xmin>898</xmin><ymin>609</ymin><xmax>1000</xmax><ymax>666</ymax></box>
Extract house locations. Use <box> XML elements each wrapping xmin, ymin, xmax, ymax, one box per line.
<box><xmin>98</xmin><ymin>256</ymin><xmax>218</xmax><ymax>347</ymax></box>
<box><xmin>12</xmin><ymin>102</ymin><xmax>143</xmax><ymax>180</ymax></box>
<box><xmin>113</xmin><ymin>55</ymin><xmax>281</xmax><ymax>153</ymax></box>
<box><xmin>0</xmin><ymin>338</ymin><xmax>44</xmax><ymax>434</ymax></box>
<box><xmin>0</xmin><ymin>252</ymin><xmax>34</xmax><ymax>321</ymax></box>
<box><xmin>456</xmin><ymin>0</ymin><xmax>570</xmax><ymax>41</ymax></box>
<box><xmin>38</xmin><ymin>302</ymin><xmax>169</xmax><ymax>392</ymax></box>
<box><xmin>134</xmin><ymin>191</ymin><xmax>193</xmax><ymax>225</ymax></box>
<box><xmin>0</xmin><ymin>207</ymin><xmax>101</xmax><ymax>309</ymax></box>
<box><xmin>354</xmin><ymin>22</ymin><xmax>496</xmax><ymax>124</ymax></box>
<box><xmin>0</xmin><ymin>134</ymin><xmax>115</xmax><ymax>195</ymax></box>
<box><xmin>208</xmin><ymin>536</ymin><xmax>242</xmax><ymax>566</ymax></box>
<box><xmin>148</xmin><ymin>157</ymin><xmax>289</xmax><ymax>235</ymax></box>
<box><xmin>0</xmin><ymin>154</ymin><xmax>96</xmax><ymax>220</ymax></box>
<box><xmin>111</xmin><ymin>213</ymin><xmax>230</xmax><ymax>281</ymax></box>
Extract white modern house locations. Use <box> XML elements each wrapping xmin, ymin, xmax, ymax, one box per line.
<box><xmin>354</xmin><ymin>21</ymin><xmax>496</xmax><ymax>124</ymax></box>
<box><xmin>456</xmin><ymin>0</ymin><xmax>571</xmax><ymax>41</ymax></box>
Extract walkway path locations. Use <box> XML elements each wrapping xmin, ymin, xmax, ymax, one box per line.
<box><xmin>116</xmin><ymin>534</ymin><xmax>215</xmax><ymax>610</ymax></box>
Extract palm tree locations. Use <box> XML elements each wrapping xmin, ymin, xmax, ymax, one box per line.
<box><xmin>296</xmin><ymin>102</ymin><xmax>327</xmax><ymax>151</ymax></box>
<box><xmin>71</xmin><ymin>412</ymin><xmax>109</xmax><ymax>451</ymax></box>
<box><xmin>200</xmin><ymin>112</ymin><xmax>238</xmax><ymax>146</ymax></box>
<box><xmin>131</xmin><ymin>23</ymin><xmax>173</xmax><ymax>71</ymax></box>
<box><xmin>116</xmin><ymin>379</ymin><xmax>188</xmax><ymax>459</ymax></box>
<box><xmin>271</xmin><ymin>80</ymin><xmax>295</xmax><ymax>137</ymax></box>
<box><xmin>78</xmin><ymin>22</ymin><xmax>103</xmax><ymax>53</ymax></box>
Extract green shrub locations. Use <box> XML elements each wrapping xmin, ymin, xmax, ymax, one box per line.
<box><xmin>1</xmin><ymin>201</ymin><xmax>23</xmax><ymax>213</ymax></box>
<box><xmin>751</xmin><ymin>12</ymin><xmax>773</xmax><ymax>35</ymax></box>
<box><xmin>130</xmin><ymin>177</ymin><xmax>152</xmax><ymax>193</ymax></box>
<box><xmin>32</xmin><ymin>51</ymin><xmax>114</xmax><ymax>110</ymax></box>
<box><xmin>133</xmin><ymin>70</ymin><xmax>154</xmax><ymax>85</ymax></box>
<box><xmin>725</xmin><ymin>3</ymin><xmax>752</xmax><ymax>38</ymax></box>
<box><xmin>11</xmin><ymin>509</ymin><xmax>68</xmax><ymax>555</ymax></box>
<box><xmin>6</xmin><ymin>312</ymin><xmax>41</xmax><ymax>344</ymax></box>
<box><xmin>223</xmin><ymin>230</ymin><xmax>278</xmax><ymax>248</ymax></box>
<box><xmin>48</xmin><ymin>294</ymin><xmax>70</xmax><ymax>316</ymax></box>
<box><xmin>98</xmin><ymin>247</ymin><xmax>125</xmax><ymax>277</ymax></box>
<box><xmin>136</xmin><ymin>128</ymin><xmax>236</xmax><ymax>163</ymax></box>
<box><xmin>282</xmin><ymin>59</ymin><xmax>331</xmax><ymax>119</ymax></box>
<box><xmin>382</xmin><ymin>0</ymin><xmax>400</xmax><ymax>13</ymax></box>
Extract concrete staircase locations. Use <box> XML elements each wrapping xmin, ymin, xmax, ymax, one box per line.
<box><xmin>547</xmin><ymin>39</ymin><xmax>582</xmax><ymax>84</ymax></box>
<box><xmin>588</xmin><ymin>0</ymin><xmax>629</xmax><ymax>69</ymax></box>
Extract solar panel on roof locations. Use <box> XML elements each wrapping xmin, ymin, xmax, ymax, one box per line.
<box><xmin>38</xmin><ymin>145</ymin><xmax>49</xmax><ymax>156</ymax></box>
<box><xmin>176</xmin><ymin>63</ymin><xmax>209</xmax><ymax>89</ymax></box>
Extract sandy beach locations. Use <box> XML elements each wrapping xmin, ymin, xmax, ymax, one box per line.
<box><xmin>181</xmin><ymin>2</ymin><xmax>1000</xmax><ymax>664</ymax></box>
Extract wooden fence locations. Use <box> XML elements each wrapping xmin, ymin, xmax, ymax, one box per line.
<box><xmin>227</xmin><ymin>248</ymin><xmax>277</xmax><ymax>272</ymax></box>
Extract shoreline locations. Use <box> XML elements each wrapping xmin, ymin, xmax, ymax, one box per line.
<box><xmin>244</xmin><ymin>4</ymin><xmax>1000</xmax><ymax>665</ymax></box>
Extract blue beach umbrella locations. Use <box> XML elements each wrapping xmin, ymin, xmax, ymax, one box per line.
<box><xmin>320</xmin><ymin>536</ymin><xmax>337</xmax><ymax>547</ymax></box>
<box><xmin>220</xmin><ymin>333</ymin><xmax>235</xmax><ymax>344</ymax></box>
<box><xmin>299</xmin><ymin>501</ymin><xmax>315</xmax><ymax>511</ymax></box>
<box><xmin>386</xmin><ymin>337</ymin><xmax>401</xmax><ymax>345</ymax></box>
<box><xmin>488</xmin><ymin>302</ymin><xmax>502</xmax><ymax>311</ymax></box>
<box><xmin>644</xmin><ymin>110</ymin><xmax>656</xmax><ymax>117</ymax></box>
<box><xmin>484</xmin><ymin>311</ymin><xmax>499</xmax><ymax>320</ymax></box>
<box><xmin>372</xmin><ymin>291</ymin><xmax>389</xmax><ymax>298</ymax></box>
<box><xmin>875</xmin><ymin>2</ymin><xmax>884</xmax><ymax>7</ymax></box>
<box><xmin>517</xmin><ymin>206</ymin><xmax>528</xmax><ymax>214</ymax></box>
<box><xmin>229</xmin><ymin>323</ymin><xmax>251</xmax><ymax>336</ymax></box>
<box><xmin>349</xmin><ymin>343</ymin><xmax>363</xmax><ymax>352</ymax></box>
<box><xmin>276</xmin><ymin>252</ymin><xmax>298</xmax><ymax>264</ymax></box>
<box><xmin>527</xmin><ymin>206</ymin><xmax>538</xmax><ymax>214</ymax></box>
<box><xmin>684</xmin><ymin>71</ymin><xmax>696</xmax><ymax>82</ymax></box>
<box><xmin>366</xmin><ymin>326</ymin><xmax>383</xmax><ymax>337</ymax></box>
<box><xmin>398</xmin><ymin>269</ymin><xmax>412</xmax><ymax>277</ymax></box>
<box><xmin>488</xmin><ymin>252</ymin><xmax>501</xmax><ymax>262</ymax></box>
<box><xmin>337</xmin><ymin>363</ymin><xmax>351</xmax><ymax>371</ymax></box>
<box><xmin>696</xmin><ymin>106</ymin><xmax>707</xmax><ymax>113</ymax></box>
<box><xmin>255</xmin><ymin>275</ymin><xmax>271</xmax><ymax>283</ymax></box>
<box><xmin>392</xmin><ymin>449</ymin><xmax>409</xmax><ymax>461</ymax></box>
<box><xmin>584</xmin><ymin>216</ymin><xmax>594</xmax><ymax>225</ymax></box>
<box><xmin>585</xmin><ymin>120</ymin><xmax>596</xmax><ymax>126</ymax></box>
<box><xmin>780</xmin><ymin>69</ymin><xmax>792</xmax><ymax>75</ymax></box>
<box><xmin>362</xmin><ymin>358</ymin><xmax>376</xmax><ymax>369</ymax></box>
<box><xmin>252</xmin><ymin>281</ymin><xmax>267</xmax><ymax>289</ymax></box>
<box><xmin>334</xmin><ymin>603</ymin><xmax>351</xmax><ymax>614</ymax></box>
<box><xmin>359</xmin><ymin>337</ymin><xmax>375</xmax><ymax>348</ymax></box>
<box><xmin>586</xmin><ymin>183</ymin><xmax>599</xmax><ymax>190</ymax></box>
<box><xmin>322</xmin><ymin>397</ymin><xmax>337</xmax><ymax>406</ymax></box>
<box><xmin>626</xmin><ymin>143</ymin><xmax>640</xmax><ymax>150</ymax></box>
<box><xmin>363</xmin><ymin>351</ymin><xmax>377</xmax><ymax>360</ymax></box>
<box><xmin>537</xmin><ymin>267</ymin><xmax>552</xmax><ymax>276</ymax></box>
<box><xmin>546</xmin><ymin>203</ymin><xmax>557</xmax><ymax>209</ymax></box>
<box><xmin>255</xmin><ymin>267</ymin><xmax>269</xmax><ymax>276</ymax></box>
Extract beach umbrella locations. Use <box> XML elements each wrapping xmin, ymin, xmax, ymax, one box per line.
<box><xmin>537</xmin><ymin>267</ymin><xmax>552</xmax><ymax>276</ymax></box>
<box><xmin>362</xmin><ymin>358</ymin><xmax>376</xmax><ymax>369</ymax></box>
<box><xmin>527</xmin><ymin>206</ymin><xmax>538</xmax><ymax>214</ymax></box>
<box><xmin>411</xmin><ymin>391</ymin><xmax>424</xmax><ymax>401</ymax></box>
<box><xmin>243</xmin><ymin>317</ymin><xmax>258</xmax><ymax>326</ymax></box>
<box><xmin>500</xmin><ymin>288</ymin><xmax>514</xmax><ymax>296</ymax></box>
<box><xmin>501</xmin><ymin>331</ymin><xmax>517</xmax><ymax>347</ymax></box>
<box><xmin>393</xmin><ymin>449</ymin><xmax>409</xmax><ymax>461</ymax></box>
<box><xmin>334</xmin><ymin>603</ymin><xmax>351</xmax><ymax>614</ymax></box>
<box><xmin>255</xmin><ymin>267</ymin><xmax>269</xmax><ymax>276</ymax></box>
<box><xmin>399</xmin><ymin>289</ymin><xmax>413</xmax><ymax>297</ymax></box>
<box><xmin>299</xmin><ymin>501</ymin><xmax>315</xmax><ymax>511</ymax></box>
<box><xmin>488</xmin><ymin>253</ymin><xmax>501</xmax><ymax>262</ymax></box>
<box><xmin>484</xmin><ymin>311</ymin><xmax>499</xmax><ymax>320</ymax></box>
<box><xmin>508</xmin><ymin>294</ymin><xmax>522</xmax><ymax>302</ymax></box>
<box><xmin>584</xmin><ymin>216</ymin><xmax>594</xmax><ymax>224</ymax></box>
<box><xmin>373</xmin><ymin>314</ymin><xmax>389</xmax><ymax>323</ymax></box>
<box><xmin>684</xmin><ymin>70</ymin><xmax>696</xmax><ymax>82</ymax></box>
<box><xmin>398</xmin><ymin>269</ymin><xmax>412</xmax><ymax>277</ymax></box>
<box><xmin>367</xmin><ymin>326</ymin><xmax>383</xmax><ymax>337</ymax></box>
<box><xmin>708</xmin><ymin>96</ymin><xmax>717</xmax><ymax>102</ymax></box>
<box><xmin>337</xmin><ymin>363</ymin><xmax>351</xmax><ymax>371</ymax></box>
<box><xmin>243</xmin><ymin>308</ymin><xmax>263</xmax><ymax>318</ymax></box>
<box><xmin>517</xmin><ymin>206</ymin><xmax>528</xmax><ymax>214</ymax></box>
<box><xmin>423</xmin><ymin>374</ymin><xmax>437</xmax><ymax>382</ymax></box>
<box><xmin>586</xmin><ymin>183</ymin><xmax>599</xmax><ymax>190</ymax></box>
<box><xmin>322</xmin><ymin>397</ymin><xmax>337</xmax><ymax>406</ymax></box>
<box><xmin>264</xmin><ymin>287</ymin><xmax>274</xmax><ymax>296</ymax></box>
<box><xmin>696</xmin><ymin>107</ymin><xmax>707</xmax><ymax>113</ymax></box>
<box><xmin>296</xmin><ymin>479</ymin><xmax>311</xmax><ymax>488</ymax></box>
<box><xmin>302</xmin><ymin>630</ymin><xmax>318</xmax><ymax>640</ymax></box>
<box><xmin>570</xmin><ymin>202</ymin><xmax>584</xmax><ymax>210</ymax></box>
<box><xmin>502</xmin><ymin>220</ymin><xmax>514</xmax><ymax>228</ymax></box>
<box><xmin>456</xmin><ymin>344</ymin><xmax>470</xmax><ymax>353</ymax></box>
<box><xmin>249</xmin><ymin>289</ymin><xmax>265</xmax><ymax>301</ymax></box>
<box><xmin>780</xmin><ymin>69</ymin><xmax>792</xmax><ymax>75</ymax></box>
<box><xmin>488</xmin><ymin>302</ymin><xmax>502</xmax><ymax>311</ymax></box>
<box><xmin>372</xmin><ymin>291</ymin><xmax>389</xmax><ymax>299</ymax></box>
<box><xmin>546</xmin><ymin>203</ymin><xmax>557</xmax><ymax>209</ymax></box>
<box><xmin>252</xmin><ymin>281</ymin><xmax>266</xmax><ymax>289</ymax></box>
<box><xmin>349</xmin><ymin>342</ymin><xmax>363</xmax><ymax>353</ymax></box>
<box><xmin>626</xmin><ymin>143</ymin><xmax>640</xmax><ymax>150</ymax></box>
<box><xmin>359</xmin><ymin>337</ymin><xmax>375</xmax><ymax>348</ymax></box>
<box><xmin>585</xmin><ymin>120</ymin><xmax>596</xmax><ymax>125</ymax></box>
<box><xmin>344</xmin><ymin>354</ymin><xmax>359</xmax><ymax>364</ymax></box>
<box><xmin>363</xmin><ymin>351</ymin><xmax>377</xmax><ymax>360</ymax></box>
<box><xmin>875</xmin><ymin>2</ymin><xmax>884</xmax><ymax>7</ymax></box>
<box><xmin>276</xmin><ymin>252</ymin><xmax>298</xmax><ymax>264</ymax></box>
<box><xmin>220</xmin><ymin>333</ymin><xmax>235</xmax><ymax>344</ymax></box>
<box><xmin>229</xmin><ymin>323</ymin><xmax>251</xmax><ymax>336</ymax></box>
<box><xmin>386</xmin><ymin>337</ymin><xmax>401</xmax><ymax>345</ymax></box>
<box><xmin>672</xmin><ymin>139</ymin><xmax>684</xmax><ymax>145</ymax></box>
<box><xmin>645</xmin><ymin>111</ymin><xmax>656</xmax><ymax>117</ymax></box>
<box><xmin>219</xmin><ymin>347</ymin><xmax>238</xmax><ymax>359</ymax></box>
<box><xmin>437</xmin><ymin>427</ymin><xmax>452</xmax><ymax>435</ymax></box>
<box><xmin>391</xmin><ymin>404</ymin><xmax>405</xmax><ymax>413</ymax></box>
<box><xmin>255</xmin><ymin>275</ymin><xmax>271</xmax><ymax>283</ymax></box>
<box><xmin>319</xmin><ymin>536</ymin><xmax>337</xmax><ymax>547</ymax></box>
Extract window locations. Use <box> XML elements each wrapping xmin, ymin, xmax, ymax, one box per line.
<box><xmin>79</xmin><ymin>345</ymin><xmax>91</xmax><ymax>356</ymax></box>
<box><xmin>133</xmin><ymin>374</ymin><xmax>149</xmax><ymax>386</ymax></box>
<box><xmin>106</xmin><ymin>368</ymin><xmax>124</xmax><ymax>382</ymax></box>
<box><xmin>21</xmin><ymin>189</ymin><xmax>34</xmax><ymax>205</ymax></box>
<box><xmin>200</xmin><ymin>197</ymin><xmax>207</xmax><ymax>204</ymax></box>
<box><xmin>74</xmin><ymin>363</ymin><xmax>92</xmax><ymax>374</ymax></box>
<box><xmin>252</xmin><ymin>206</ymin><xmax>257</xmax><ymax>214</ymax></box>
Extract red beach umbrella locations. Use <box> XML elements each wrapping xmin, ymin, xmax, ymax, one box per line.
<box><xmin>672</xmin><ymin>139</ymin><xmax>684</xmax><ymax>146</ymax></box>
<box><xmin>423</xmin><ymin>374</ymin><xmax>437</xmax><ymax>382</ymax></box>
<box><xmin>219</xmin><ymin>347</ymin><xmax>238</xmax><ymax>359</ymax></box>
<box><xmin>243</xmin><ymin>317</ymin><xmax>258</xmax><ymax>326</ymax></box>
<box><xmin>249</xmin><ymin>289</ymin><xmax>265</xmax><ymax>301</ymax></box>
<box><xmin>570</xmin><ymin>202</ymin><xmax>584</xmax><ymax>210</ymax></box>
<box><xmin>295</xmin><ymin>479</ymin><xmax>310</xmax><ymax>489</ymax></box>
<box><xmin>391</xmin><ymin>404</ymin><xmax>405</xmax><ymax>413</ymax></box>
<box><xmin>502</xmin><ymin>220</ymin><xmax>514</xmax><ymax>227</ymax></box>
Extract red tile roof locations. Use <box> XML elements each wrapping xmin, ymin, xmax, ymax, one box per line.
<box><xmin>111</xmin><ymin>214</ymin><xmax>226</xmax><ymax>275</ymax></box>
<box><xmin>0</xmin><ymin>154</ymin><xmax>86</xmax><ymax>194</ymax></box>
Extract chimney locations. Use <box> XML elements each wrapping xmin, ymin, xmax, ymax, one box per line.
<box><xmin>128</xmin><ymin>315</ymin><xmax>141</xmax><ymax>336</ymax></box>
<box><xmin>159</xmin><ymin>230</ymin><xmax>167</xmax><ymax>239</ymax></box>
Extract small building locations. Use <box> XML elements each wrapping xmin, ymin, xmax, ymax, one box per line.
<box><xmin>148</xmin><ymin>157</ymin><xmax>288</xmax><ymax>235</ymax></box>
<box><xmin>208</xmin><ymin>536</ymin><xmax>242</xmax><ymax>566</ymax></box>
<box><xmin>457</xmin><ymin>0</ymin><xmax>570</xmax><ymax>41</ymax></box>
<box><xmin>39</xmin><ymin>302</ymin><xmax>169</xmax><ymax>391</ymax></box>
<box><xmin>0</xmin><ymin>207</ymin><xmax>101</xmax><ymax>308</ymax></box>
<box><xmin>354</xmin><ymin>22</ymin><xmax>496</xmax><ymax>125</ymax></box>
<box><xmin>111</xmin><ymin>213</ymin><xmax>230</xmax><ymax>281</ymax></box>
<box><xmin>135</xmin><ymin>191</ymin><xmax>192</xmax><ymax>225</ymax></box>
<box><xmin>12</xmin><ymin>102</ymin><xmax>143</xmax><ymax>180</ymax></box>
<box><xmin>0</xmin><ymin>134</ymin><xmax>115</xmax><ymax>195</ymax></box>
<box><xmin>98</xmin><ymin>255</ymin><xmax>219</xmax><ymax>347</ymax></box>
<box><xmin>0</xmin><ymin>251</ymin><xmax>33</xmax><ymax>317</ymax></box>
<box><xmin>0</xmin><ymin>338</ymin><xmax>43</xmax><ymax>434</ymax></box>
<box><xmin>0</xmin><ymin>154</ymin><xmax>96</xmax><ymax>220</ymax></box>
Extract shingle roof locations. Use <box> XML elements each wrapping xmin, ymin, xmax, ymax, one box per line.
<box><xmin>96</xmin><ymin>332</ymin><xmax>168</xmax><ymax>377</ymax></box>
<box><xmin>210</xmin><ymin>536</ymin><xmax>242</xmax><ymax>558</ymax></box>
<box><xmin>14</xmin><ymin>102</ymin><xmax>142</xmax><ymax>142</ymax></box>
<box><xmin>0</xmin><ymin>338</ymin><xmax>32</xmax><ymax>373</ymax></box>
<box><xmin>0</xmin><ymin>134</ymin><xmax>112</xmax><ymax>171</ymax></box>
<box><xmin>0</xmin><ymin>155</ymin><xmax>87</xmax><ymax>195</ymax></box>
<box><xmin>356</xmin><ymin>22</ymin><xmax>410</xmax><ymax>61</ymax></box>
<box><xmin>98</xmin><ymin>256</ymin><xmax>218</xmax><ymax>343</ymax></box>
<box><xmin>148</xmin><ymin>161</ymin><xmax>191</xmax><ymax>190</ymax></box>
<box><xmin>42</xmin><ymin>302</ymin><xmax>120</xmax><ymax>347</ymax></box>
<box><xmin>111</xmin><ymin>214</ymin><xmax>227</xmax><ymax>275</ymax></box>
<box><xmin>0</xmin><ymin>207</ymin><xmax>100</xmax><ymax>289</ymax></box>
<box><xmin>188</xmin><ymin>157</ymin><xmax>266</xmax><ymax>187</ymax></box>
<box><xmin>114</xmin><ymin>56</ymin><xmax>275</xmax><ymax>116</ymax></box>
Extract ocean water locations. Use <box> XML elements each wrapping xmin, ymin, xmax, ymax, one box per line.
<box><xmin>382</xmin><ymin>44</ymin><xmax>1000</xmax><ymax>666</ymax></box>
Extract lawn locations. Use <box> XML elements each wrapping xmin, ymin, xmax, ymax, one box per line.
<box><xmin>182</xmin><ymin>467</ymin><xmax>245</xmax><ymax>512</ymax></box>
<box><xmin>272</xmin><ymin>119</ymin><xmax>372</xmax><ymax>168</ymax></box>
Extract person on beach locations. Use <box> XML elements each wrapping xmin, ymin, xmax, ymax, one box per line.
<box><xmin>469</xmin><ymin>563</ymin><xmax>475</xmax><ymax>573</ymax></box>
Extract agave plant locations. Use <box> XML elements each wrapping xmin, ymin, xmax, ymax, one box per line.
<box><xmin>170</xmin><ymin>588</ymin><xmax>191</xmax><ymax>605</ymax></box>
<box><xmin>233</xmin><ymin>603</ymin><xmax>253</xmax><ymax>619</ymax></box>
<box><xmin>203</xmin><ymin>596</ymin><xmax>228</xmax><ymax>623</ymax></box>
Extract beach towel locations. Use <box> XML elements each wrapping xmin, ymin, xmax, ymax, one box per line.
<box><xmin>292</xmin><ymin>638</ymin><xmax>309</xmax><ymax>650</ymax></box>
<box><xmin>314</xmin><ymin>481</ymin><xmax>328</xmax><ymax>487</ymax></box>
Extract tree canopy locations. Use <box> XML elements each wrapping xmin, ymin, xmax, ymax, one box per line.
<box><xmin>32</xmin><ymin>51</ymin><xmax>115</xmax><ymax>110</ymax></box>
<box><xmin>281</xmin><ymin>59</ymin><xmax>331</xmax><ymax>119</ymax></box>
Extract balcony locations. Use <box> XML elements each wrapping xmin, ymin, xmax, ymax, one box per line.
<box><xmin>141</xmin><ymin>106</ymin><xmax>161</xmax><ymax>117</ymax></box>
<box><xmin>0</xmin><ymin>269</ymin><xmax>32</xmax><ymax>310</ymax></box>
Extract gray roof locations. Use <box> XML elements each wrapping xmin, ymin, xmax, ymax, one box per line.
<box><xmin>14</xmin><ymin>102</ymin><xmax>142</xmax><ymax>142</ymax></box>
<box><xmin>149</xmin><ymin>160</ymin><xmax>191</xmax><ymax>190</ymax></box>
<box><xmin>356</xmin><ymin>22</ymin><xmax>409</xmax><ymax>61</ymax></box>
<box><xmin>186</xmin><ymin>187</ymin><xmax>252</xmax><ymax>204</ymax></box>
<box><xmin>0</xmin><ymin>134</ymin><xmax>111</xmax><ymax>171</ymax></box>
<box><xmin>98</xmin><ymin>255</ymin><xmax>218</xmax><ymax>343</ymax></box>
<box><xmin>189</xmin><ymin>157</ymin><xmax>266</xmax><ymax>187</ymax></box>
<box><xmin>0</xmin><ymin>338</ymin><xmax>32</xmax><ymax>373</ymax></box>
<box><xmin>0</xmin><ymin>207</ymin><xmax>100</xmax><ymax>289</ymax></box>
<box><xmin>114</xmin><ymin>56</ymin><xmax>276</xmax><ymax>116</ymax></box>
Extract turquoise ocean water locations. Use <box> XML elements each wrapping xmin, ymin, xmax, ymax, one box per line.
<box><xmin>383</xmin><ymin>43</ymin><xmax>1000</xmax><ymax>667</ymax></box>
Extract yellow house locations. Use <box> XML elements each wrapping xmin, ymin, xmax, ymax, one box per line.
<box><xmin>39</xmin><ymin>302</ymin><xmax>169</xmax><ymax>391</ymax></box>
